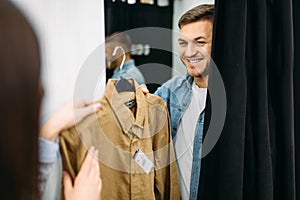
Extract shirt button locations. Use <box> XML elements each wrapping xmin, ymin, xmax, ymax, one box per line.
<box><xmin>183</xmin><ymin>102</ymin><xmax>187</xmax><ymax>107</ymax></box>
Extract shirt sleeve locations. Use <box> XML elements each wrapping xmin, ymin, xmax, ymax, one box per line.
<box><xmin>38</xmin><ymin>137</ymin><xmax>62</xmax><ymax>200</ymax></box>
<box><xmin>153</xmin><ymin>101</ymin><xmax>181</xmax><ymax>200</ymax></box>
<box><xmin>39</xmin><ymin>137</ymin><xmax>59</xmax><ymax>163</ymax></box>
<box><xmin>154</xmin><ymin>86</ymin><xmax>161</xmax><ymax>97</ymax></box>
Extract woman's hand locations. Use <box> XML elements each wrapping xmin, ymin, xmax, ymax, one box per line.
<box><xmin>63</xmin><ymin>146</ymin><xmax>102</xmax><ymax>200</ymax></box>
<box><xmin>39</xmin><ymin>100</ymin><xmax>101</xmax><ymax>141</ymax></box>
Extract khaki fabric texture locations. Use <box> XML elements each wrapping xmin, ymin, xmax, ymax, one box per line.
<box><xmin>59</xmin><ymin>79</ymin><xmax>180</xmax><ymax>200</ymax></box>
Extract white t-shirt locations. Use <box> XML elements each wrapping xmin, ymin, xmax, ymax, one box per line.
<box><xmin>174</xmin><ymin>81</ymin><xmax>207</xmax><ymax>200</ymax></box>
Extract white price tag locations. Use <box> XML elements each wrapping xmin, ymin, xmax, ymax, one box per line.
<box><xmin>132</xmin><ymin>149</ymin><xmax>153</xmax><ymax>174</ymax></box>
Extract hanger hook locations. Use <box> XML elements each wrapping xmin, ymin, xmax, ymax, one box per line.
<box><xmin>112</xmin><ymin>46</ymin><xmax>126</xmax><ymax>70</ymax></box>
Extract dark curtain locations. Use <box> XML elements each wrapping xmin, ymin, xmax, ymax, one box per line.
<box><xmin>105</xmin><ymin>0</ymin><xmax>174</xmax><ymax>91</ymax></box>
<box><xmin>199</xmin><ymin>0</ymin><xmax>299</xmax><ymax>199</ymax></box>
<box><xmin>294</xmin><ymin>0</ymin><xmax>300</xmax><ymax>198</ymax></box>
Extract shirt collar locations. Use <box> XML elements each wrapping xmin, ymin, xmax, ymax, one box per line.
<box><xmin>185</xmin><ymin>73</ymin><xmax>194</xmax><ymax>89</ymax></box>
<box><xmin>104</xmin><ymin>78</ymin><xmax>146</xmax><ymax>138</ymax></box>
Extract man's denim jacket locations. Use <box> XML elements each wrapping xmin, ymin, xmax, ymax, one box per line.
<box><xmin>154</xmin><ymin>73</ymin><xmax>204</xmax><ymax>200</ymax></box>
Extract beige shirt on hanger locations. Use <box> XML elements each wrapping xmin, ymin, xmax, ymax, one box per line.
<box><xmin>59</xmin><ymin>79</ymin><xmax>181</xmax><ymax>200</ymax></box>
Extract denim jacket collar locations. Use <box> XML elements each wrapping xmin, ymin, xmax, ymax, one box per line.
<box><xmin>185</xmin><ymin>73</ymin><xmax>194</xmax><ymax>89</ymax></box>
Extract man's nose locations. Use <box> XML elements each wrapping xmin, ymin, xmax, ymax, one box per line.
<box><xmin>185</xmin><ymin>43</ymin><xmax>197</xmax><ymax>57</ymax></box>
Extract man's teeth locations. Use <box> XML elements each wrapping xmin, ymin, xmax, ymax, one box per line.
<box><xmin>187</xmin><ymin>58</ymin><xmax>203</xmax><ymax>63</ymax></box>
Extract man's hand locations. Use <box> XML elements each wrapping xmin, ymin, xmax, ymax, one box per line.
<box><xmin>139</xmin><ymin>84</ymin><xmax>149</xmax><ymax>94</ymax></box>
<box><xmin>63</xmin><ymin>146</ymin><xmax>102</xmax><ymax>200</ymax></box>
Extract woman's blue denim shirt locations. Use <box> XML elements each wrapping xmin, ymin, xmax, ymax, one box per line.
<box><xmin>154</xmin><ymin>73</ymin><xmax>205</xmax><ymax>200</ymax></box>
<box><xmin>39</xmin><ymin>137</ymin><xmax>62</xmax><ymax>200</ymax></box>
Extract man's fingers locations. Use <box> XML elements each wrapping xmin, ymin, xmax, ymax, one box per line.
<box><xmin>139</xmin><ymin>84</ymin><xmax>149</xmax><ymax>94</ymax></box>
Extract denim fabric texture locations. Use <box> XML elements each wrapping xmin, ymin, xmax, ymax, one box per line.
<box><xmin>155</xmin><ymin>73</ymin><xmax>204</xmax><ymax>200</ymax></box>
<box><xmin>111</xmin><ymin>59</ymin><xmax>145</xmax><ymax>85</ymax></box>
<box><xmin>39</xmin><ymin>138</ymin><xmax>62</xmax><ymax>200</ymax></box>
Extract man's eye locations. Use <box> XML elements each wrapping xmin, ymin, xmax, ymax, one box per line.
<box><xmin>197</xmin><ymin>41</ymin><xmax>206</xmax><ymax>46</ymax></box>
<box><xmin>178</xmin><ymin>42</ymin><xmax>187</xmax><ymax>46</ymax></box>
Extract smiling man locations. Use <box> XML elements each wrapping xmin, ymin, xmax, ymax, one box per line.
<box><xmin>154</xmin><ymin>4</ymin><xmax>214</xmax><ymax>200</ymax></box>
<box><xmin>178</xmin><ymin>18</ymin><xmax>212</xmax><ymax>88</ymax></box>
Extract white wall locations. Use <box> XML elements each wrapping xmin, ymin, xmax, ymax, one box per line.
<box><xmin>172</xmin><ymin>0</ymin><xmax>214</xmax><ymax>76</ymax></box>
<box><xmin>11</xmin><ymin>0</ymin><xmax>106</xmax><ymax>124</ymax></box>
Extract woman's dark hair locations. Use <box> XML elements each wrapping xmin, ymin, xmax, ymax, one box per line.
<box><xmin>0</xmin><ymin>1</ymin><xmax>41</xmax><ymax>199</ymax></box>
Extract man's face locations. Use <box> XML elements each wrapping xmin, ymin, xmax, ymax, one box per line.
<box><xmin>178</xmin><ymin>20</ymin><xmax>213</xmax><ymax>78</ymax></box>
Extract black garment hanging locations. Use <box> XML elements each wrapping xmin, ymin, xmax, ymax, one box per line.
<box><xmin>198</xmin><ymin>0</ymin><xmax>299</xmax><ymax>199</ymax></box>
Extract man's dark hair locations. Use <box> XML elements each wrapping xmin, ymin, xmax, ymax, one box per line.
<box><xmin>106</xmin><ymin>32</ymin><xmax>132</xmax><ymax>54</ymax></box>
<box><xmin>178</xmin><ymin>4</ymin><xmax>214</xmax><ymax>29</ymax></box>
